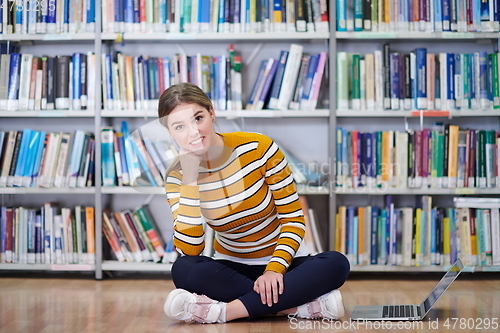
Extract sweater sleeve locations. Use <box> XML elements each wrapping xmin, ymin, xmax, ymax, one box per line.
<box><xmin>165</xmin><ymin>170</ymin><xmax>205</xmax><ymax>255</ymax></box>
<box><xmin>257</xmin><ymin>136</ymin><xmax>306</xmax><ymax>274</ymax></box>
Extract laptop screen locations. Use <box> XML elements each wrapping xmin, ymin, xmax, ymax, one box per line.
<box><xmin>422</xmin><ymin>259</ymin><xmax>464</xmax><ymax>315</ymax></box>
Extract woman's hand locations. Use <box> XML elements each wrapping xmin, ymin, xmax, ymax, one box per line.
<box><xmin>253</xmin><ymin>270</ymin><xmax>284</xmax><ymax>307</ymax></box>
<box><xmin>179</xmin><ymin>149</ymin><xmax>202</xmax><ymax>185</ymax></box>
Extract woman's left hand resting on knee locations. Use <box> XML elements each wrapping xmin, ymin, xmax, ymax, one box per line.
<box><xmin>253</xmin><ymin>271</ymin><xmax>284</xmax><ymax>307</ymax></box>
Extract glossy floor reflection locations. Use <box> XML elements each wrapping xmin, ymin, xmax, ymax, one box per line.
<box><xmin>0</xmin><ymin>273</ymin><xmax>499</xmax><ymax>333</ymax></box>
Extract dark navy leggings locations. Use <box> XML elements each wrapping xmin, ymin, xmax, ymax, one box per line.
<box><xmin>171</xmin><ymin>251</ymin><xmax>350</xmax><ymax>319</ymax></box>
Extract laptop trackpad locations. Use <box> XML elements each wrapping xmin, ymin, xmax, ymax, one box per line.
<box><xmin>352</xmin><ymin>306</ymin><xmax>382</xmax><ymax>316</ymax></box>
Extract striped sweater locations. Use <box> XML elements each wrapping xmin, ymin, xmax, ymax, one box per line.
<box><xmin>165</xmin><ymin>132</ymin><xmax>307</xmax><ymax>274</ymax></box>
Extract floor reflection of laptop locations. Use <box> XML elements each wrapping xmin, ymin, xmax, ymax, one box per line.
<box><xmin>351</xmin><ymin>258</ymin><xmax>464</xmax><ymax>321</ymax></box>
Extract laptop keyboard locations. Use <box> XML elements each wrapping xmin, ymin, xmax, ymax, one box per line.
<box><xmin>382</xmin><ymin>305</ymin><xmax>419</xmax><ymax>318</ymax></box>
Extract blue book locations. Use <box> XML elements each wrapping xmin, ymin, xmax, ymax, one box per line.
<box><xmin>299</xmin><ymin>53</ymin><xmax>319</xmax><ymax>109</ymax></box>
<box><xmin>390</xmin><ymin>53</ymin><xmax>401</xmax><ymax>110</ymax></box>
<box><xmin>125</xmin><ymin>0</ymin><xmax>135</xmax><ymax>29</ymax></box>
<box><xmin>447</xmin><ymin>53</ymin><xmax>456</xmax><ymax>109</ymax></box>
<box><xmin>479</xmin><ymin>51</ymin><xmax>488</xmax><ymax>108</ymax></box>
<box><xmin>442</xmin><ymin>0</ymin><xmax>451</xmax><ymax>31</ymax></box>
<box><xmin>448</xmin><ymin>208</ymin><xmax>457</xmax><ymax>263</ymax></box>
<box><xmin>72</xmin><ymin>54</ymin><xmax>82</xmax><ymax>108</ymax></box>
<box><xmin>455</xmin><ymin>53</ymin><xmax>462</xmax><ymax>110</ymax></box>
<box><xmin>346</xmin><ymin>207</ymin><xmax>355</xmax><ymax>259</ymax></box>
<box><xmin>415</xmin><ymin>48</ymin><xmax>427</xmax><ymax>110</ymax></box>
<box><xmin>353</xmin><ymin>0</ymin><xmax>363</xmax><ymax>31</ymax></box>
<box><xmin>117</xmin><ymin>133</ymin><xmax>129</xmax><ymax>184</ymax></box>
<box><xmin>115</xmin><ymin>0</ymin><xmax>123</xmax><ymax>29</ymax></box>
<box><xmin>133</xmin><ymin>0</ymin><xmax>140</xmax><ymax>26</ymax></box>
<box><xmin>430</xmin><ymin>208</ymin><xmax>437</xmax><ymax>264</ymax></box>
<box><xmin>22</xmin><ymin>131</ymin><xmax>41</xmax><ymax>186</ymax></box>
<box><xmin>268</xmin><ymin>50</ymin><xmax>289</xmax><ymax>109</ymax></box>
<box><xmin>336</xmin><ymin>0</ymin><xmax>347</xmax><ymax>31</ymax></box>
<box><xmin>68</xmin><ymin>130</ymin><xmax>86</xmax><ymax>187</ymax></box>
<box><xmin>31</xmin><ymin>131</ymin><xmax>46</xmax><ymax>186</ymax></box>
<box><xmin>255</xmin><ymin>59</ymin><xmax>279</xmax><ymax>110</ymax></box>
<box><xmin>13</xmin><ymin>129</ymin><xmax>32</xmax><ymax>186</ymax></box>
<box><xmin>105</xmin><ymin>54</ymin><xmax>114</xmax><ymax>104</ymax></box>
<box><xmin>121</xmin><ymin>121</ymin><xmax>141</xmax><ymax>183</ymax></box>
<box><xmin>434</xmin><ymin>0</ymin><xmax>443</xmax><ymax>31</ymax></box>
<box><xmin>101</xmin><ymin>127</ymin><xmax>117</xmax><ymax>187</ymax></box>
<box><xmin>47</xmin><ymin>1</ymin><xmax>57</xmax><ymax>29</ymax></box>
<box><xmin>131</xmin><ymin>138</ymin><xmax>157</xmax><ymax>186</ymax></box>
<box><xmin>7</xmin><ymin>53</ymin><xmax>21</xmax><ymax>110</ymax></box>
<box><xmin>159</xmin><ymin>0</ymin><xmax>168</xmax><ymax>28</ymax></box>
<box><xmin>64</xmin><ymin>0</ymin><xmax>70</xmax><ymax>25</ymax></box>
<box><xmin>88</xmin><ymin>0</ymin><xmax>96</xmax><ymax>28</ymax></box>
<box><xmin>487</xmin><ymin>53</ymin><xmax>494</xmax><ymax>104</ymax></box>
<box><xmin>198</xmin><ymin>0</ymin><xmax>210</xmax><ymax>31</ymax></box>
<box><xmin>370</xmin><ymin>206</ymin><xmax>379</xmax><ymax>265</ymax></box>
<box><xmin>245</xmin><ymin>59</ymin><xmax>269</xmax><ymax>110</ymax></box>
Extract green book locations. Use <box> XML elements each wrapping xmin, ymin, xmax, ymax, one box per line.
<box><xmin>477</xmin><ymin>130</ymin><xmax>486</xmax><ymax>188</ymax></box>
<box><xmin>337</xmin><ymin>52</ymin><xmax>350</xmax><ymax>109</ymax></box>
<box><xmin>492</xmin><ymin>54</ymin><xmax>500</xmax><ymax>109</ymax></box>
<box><xmin>351</xmin><ymin>54</ymin><xmax>361</xmax><ymax>109</ymax></box>
<box><xmin>485</xmin><ymin>130</ymin><xmax>496</xmax><ymax>187</ymax></box>
<box><xmin>431</xmin><ymin>131</ymin><xmax>439</xmax><ymax>187</ymax></box>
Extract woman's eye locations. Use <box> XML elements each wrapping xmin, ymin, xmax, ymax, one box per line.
<box><xmin>175</xmin><ymin>125</ymin><xmax>183</xmax><ymax>131</ymax></box>
<box><xmin>195</xmin><ymin>116</ymin><xmax>203</xmax><ymax>122</ymax></box>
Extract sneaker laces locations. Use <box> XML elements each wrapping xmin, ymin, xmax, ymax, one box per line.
<box><xmin>183</xmin><ymin>294</ymin><xmax>220</xmax><ymax>323</ymax></box>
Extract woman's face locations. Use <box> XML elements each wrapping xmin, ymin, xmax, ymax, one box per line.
<box><xmin>166</xmin><ymin>102</ymin><xmax>217</xmax><ymax>155</ymax></box>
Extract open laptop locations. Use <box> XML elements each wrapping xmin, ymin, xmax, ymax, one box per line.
<box><xmin>351</xmin><ymin>258</ymin><xmax>464</xmax><ymax>321</ymax></box>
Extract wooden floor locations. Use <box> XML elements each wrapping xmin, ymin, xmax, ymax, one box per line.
<box><xmin>1</xmin><ymin>273</ymin><xmax>499</xmax><ymax>333</ymax></box>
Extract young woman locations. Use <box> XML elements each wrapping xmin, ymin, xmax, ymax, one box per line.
<box><xmin>159</xmin><ymin>83</ymin><xmax>350</xmax><ymax>324</ymax></box>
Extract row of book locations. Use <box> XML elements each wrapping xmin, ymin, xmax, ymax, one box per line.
<box><xmin>102</xmin><ymin>0</ymin><xmax>329</xmax><ymax>34</ymax></box>
<box><xmin>0</xmin><ymin>204</ymin><xmax>96</xmax><ymax>265</ymax></box>
<box><xmin>335</xmin><ymin>124</ymin><xmax>500</xmax><ymax>189</ymax></box>
<box><xmin>102</xmin><ymin>205</ymin><xmax>177</xmax><ymax>263</ymax></box>
<box><xmin>0</xmin><ymin>129</ymin><xmax>95</xmax><ymax>188</ymax></box>
<box><xmin>335</xmin><ymin>196</ymin><xmax>500</xmax><ymax>267</ymax></box>
<box><xmin>337</xmin><ymin>0</ymin><xmax>500</xmax><ymax>33</ymax></box>
<box><xmin>0</xmin><ymin>0</ymin><xmax>96</xmax><ymax>34</ymax></box>
<box><xmin>337</xmin><ymin>47</ymin><xmax>500</xmax><ymax>111</ymax></box>
<box><xmin>102</xmin><ymin>46</ymin><xmax>242</xmax><ymax>112</ymax></box>
<box><xmin>0</xmin><ymin>52</ymin><xmax>96</xmax><ymax>111</ymax></box>
<box><xmin>101</xmin><ymin>121</ymin><xmax>179</xmax><ymax>187</ymax></box>
<box><xmin>246</xmin><ymin>44</ymin><xmax>327</xmax><ymax>111</ymax></box>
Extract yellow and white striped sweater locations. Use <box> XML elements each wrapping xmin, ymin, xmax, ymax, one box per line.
<box><xmin>165</xmin><ymin>131</ymin><xmax>307</xmax><ymax>274</ymax></box>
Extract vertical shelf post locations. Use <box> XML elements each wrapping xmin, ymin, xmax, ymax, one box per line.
<box><xmin>328</xmin><ymin>3</ymin><xmax>337</xmax><ymax>251</ymax></box>
<box><xmin>94</xmin><ymin>0</ymin><xmax>103</xmax><ymax>280</ymax></box>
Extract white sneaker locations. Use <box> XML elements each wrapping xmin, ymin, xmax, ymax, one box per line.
<box><xmin>164</xmin><ymin>289</ymin><xmax>224</xmax><ymax>323</ymax></box>
<box><xmin>295</xmin><ymin>289</ymin><xmax>345</xmax><ymax>320</ymax></box>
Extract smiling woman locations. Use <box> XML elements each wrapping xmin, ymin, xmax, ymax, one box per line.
<box><xmin>157</xmin><ymin>82</ymin><xmax>350</xmax><ymax>324</ymax></box>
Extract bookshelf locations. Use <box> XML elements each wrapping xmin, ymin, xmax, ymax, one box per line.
<box><xmin>332</xmin><ymin>2</ymin><xmax>500</xmax><ymax>272</ymax></box>
<box><xmin>3</xmin><ymin>2</ymin><xmax>498</xmax><ymax>278</ymax></box>
<box><xmin>0</xmin><ymin>1</ymin><xmax>332</xmax><ymax>278</ymax></box>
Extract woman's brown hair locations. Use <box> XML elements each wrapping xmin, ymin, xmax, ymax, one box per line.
<box><xmin>158</xmin><ymin>83</ymin><xmax>214</xmax><ymax>179</ymax></box>
<box><xmin>158</xmin><ymin>82</ymin><xmax>214</xmax><ymax>128</ymax></box>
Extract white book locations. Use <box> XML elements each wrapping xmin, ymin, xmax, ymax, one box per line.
<box><xmin>54</xmin><ymin>133</ymin><xmax>71</xmax><ymax>188</ymax></box>
<box><xmin>360</xmin><ymin>59</ymin><xmax>366</xmax><ymax>110</ymax></box>
<box><xmin>491</xmin><ymin>208</ymin><xmax>500</xmax><ymax>266</ymax></box>
<box><xmin>374</xmin><ymin>50</ymin><xmax>384</xmax><ymax>110</ymax></box>
<box><xmin>34</xmin><ymin>69</ymin><xmax>43</xmax><ymax>111</ymax></box>
<box><xmin>39</xmin><ymin>132</ymin><xmax>62</xmax><ymax>188</ymax></box>
<box><xmin>18</xmin><ymin>54</ymin><xmax>34</xmax><ymax>110</ymax></box>
<box><xmin>44</xmin><ymin>203</ymin><xmax>54</xmax><ymax>264</ymax></box>
<box><xmin>276</xmin><ymin>44</ymin><xmax>303</xmax><ymax>110</ymax></box>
